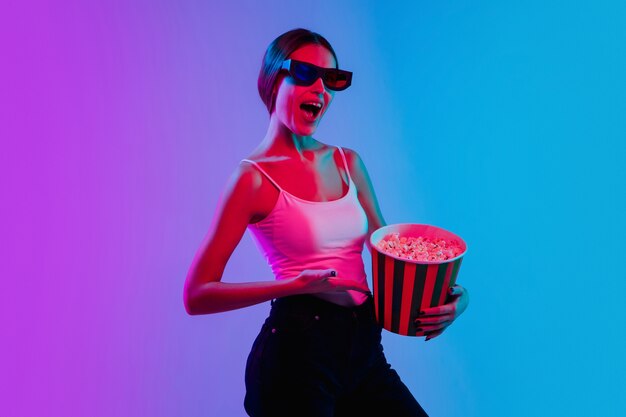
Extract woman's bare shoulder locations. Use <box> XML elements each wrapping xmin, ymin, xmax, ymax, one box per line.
<box><xmin>340</xmin><ymin>146</ymin><xmax>386</xmax><ymax>233</ymax></box>
<box><xmin>222</xmin><ymin>161</ymin><xmax>264</xmax><ymax>209</ymax></box>
<box><xmin>339</xmin><ymin>146</ymin><xmax>364</xmax><ymax>173</ymax></box>
<box><xmin>340</xmin><ymin>146</ymin><xmax>376</xmax><ymax>199</ymax></box>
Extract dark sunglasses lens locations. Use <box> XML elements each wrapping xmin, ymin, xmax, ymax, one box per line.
<box><xmin>324</xmin><ymin>71</ymin><xmax>351</xmax><ymax>90</ymax></box>
<box><xmin>292</xmin><ymin>62</ymin><xmax>318</xmax><ymax>85</ymax></box>
<box><xmin>324</xmin><ymin>70</ymin><xmax>350</xmax><ymax>90</ymax></box>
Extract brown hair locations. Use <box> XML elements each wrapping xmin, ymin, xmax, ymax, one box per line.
<box><xmin>258</xmin><ymin>28</ymin><xmax>338</xmax><ymax>116</ymax></box>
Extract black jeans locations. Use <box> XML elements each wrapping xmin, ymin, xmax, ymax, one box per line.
<box><xmin>244</xmin><ymin>293</ymin><xmax>429</xmax><ymax>417</ymax></box>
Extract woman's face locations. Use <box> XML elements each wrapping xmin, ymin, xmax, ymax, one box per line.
<box><xmin>272</xmin><ymin>43</ymin><xmax>337</xmax><ymax>137</ymax></box>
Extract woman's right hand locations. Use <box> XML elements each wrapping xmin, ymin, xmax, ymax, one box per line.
<box><xmin>291</xmin><ymin>269</ymin><xmax>371</xmax><ymax>295</ymax></box>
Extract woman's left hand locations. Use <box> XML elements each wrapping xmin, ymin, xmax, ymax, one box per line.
<box><xmin>415</xmin><ymin>284</ymin><xmax>469</xmax><ymax>341</ymax></box>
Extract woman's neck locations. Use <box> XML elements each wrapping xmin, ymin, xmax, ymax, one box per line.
<box><xmin>259</xmin><ymin>114</ymin><xmax>324</xmax><ymax>161</ymax></box>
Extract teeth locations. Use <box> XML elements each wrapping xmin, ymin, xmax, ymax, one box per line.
<box><xmin>303</xmin><ymin>102</ymin><xmax>322</xmax><ymax>108</ymax></box>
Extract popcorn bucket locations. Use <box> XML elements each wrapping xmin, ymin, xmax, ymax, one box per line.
<box><xmin>370</xmin><ymin>223</ymin><xmax>467</xmax><ymax>337</ymax></box>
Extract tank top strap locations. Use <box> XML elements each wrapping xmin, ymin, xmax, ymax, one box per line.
<box><xmin>336</xmin><ymin>146</ymin><xmax>352</xmax><ymax>183</ymax></box>
<box><xmin>240</xmin><ymin>159</ymin><xmax>284</xmax><ymax>191</ymax></box>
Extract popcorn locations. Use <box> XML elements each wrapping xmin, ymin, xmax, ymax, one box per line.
<box><xmin>375</xmin><ymin>233</ymin><xmax>464</xmax><ymax>262</ymax></box>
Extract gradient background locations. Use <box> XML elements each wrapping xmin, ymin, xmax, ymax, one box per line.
<box><xmin>2</xmin><ymin>1</ymin><xmax>625</xmax><ymax>416</ymax></box>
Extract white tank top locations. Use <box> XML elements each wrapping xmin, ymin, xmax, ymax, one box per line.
<box><xmin>240</xmin><ymin>146</ymin><xmax>370</xmax><ymax>306</ymax></box>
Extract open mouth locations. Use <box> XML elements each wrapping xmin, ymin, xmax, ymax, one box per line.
<box><xmin>299</xmin><ymin>102</ymin><xmax>323</xmax><ymax>119</ymax></box>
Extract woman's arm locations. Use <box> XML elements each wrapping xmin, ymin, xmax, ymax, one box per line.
<box><xmin>183</xmin><ymin>163</ymin><xmax>297</xmax><ymax>315</ymax></box>
<box><xmin>343</xmin><ymin>147</ymin><xmax>387</xmax><ymax>251</ymax></box>
<box><xmin>184</xmin><ymin>162</ymin><xmax>369</xmax><ymax>316</ymax></box>
<box><xmin>344</xmin><ymin>147</ymin><xmax>469</xmax><ymax>341</ymax></box>
<box><xmin>185</xmin><ymin>280</ymin><xmax>302</xmax><ymax>315</ymax></box>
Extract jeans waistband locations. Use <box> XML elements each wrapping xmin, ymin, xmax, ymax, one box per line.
<box><xmin>270</xmin><ymin>293</ymin><xmax>375</xmax><ymax>322</ymax></box>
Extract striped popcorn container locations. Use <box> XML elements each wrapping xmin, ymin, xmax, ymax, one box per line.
<box><xmin>370</xmin><ymin>223</ymin><xmax>467</xmax><ymax>337</ymax></box>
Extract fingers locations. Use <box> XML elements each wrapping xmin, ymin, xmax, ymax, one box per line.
<box><xmin>424</xmin><ymin>328</ymin><xmax>444</xmax><ymax>341</ymax></box>
<box><xmin>416</xmin><ymin>319</ymin><xmax>452</xmax><ymax>332</ymax></box>
<box><xmin>320</xmin><ymin>269</ymin><xmax>336</xmax><ymax>279</ymax></box>
<box><xmin>415</xmin><ymin>311</ymin><xmax>453</xmax><ymax>335</ymax></box>
<box><xmin>449</xmin><ymin>284</ymin><xmax>465</xmax><ymax>295</ymax></box>
<box><xmin>419</xmin><ymin>302</ymin><xmax>456</xmax><ymax>317</ymax></box>
<box><xmin>446</xmin><ymin>286</ymin><xmax>462</xmax><ymax>301</ymax></box>
<box><xmin>319</xmin><ymin>270</ymin><xmax>336</xmax><ymax>283</ymax></box>
<box><xmin>311</xmin><ymin>269</ymin><xmax>371</xmax><ymax>294</ymax></box>
<box><xmin>415</xmin><ymin>314</ymin><xmax>453</xmax><ymax>325</ymax></box>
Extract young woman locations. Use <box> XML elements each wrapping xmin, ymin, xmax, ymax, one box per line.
<box><xmin>184</xmin><ymin>28</ymin><xmax>469</xmax><ymax>417</ymax></box>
